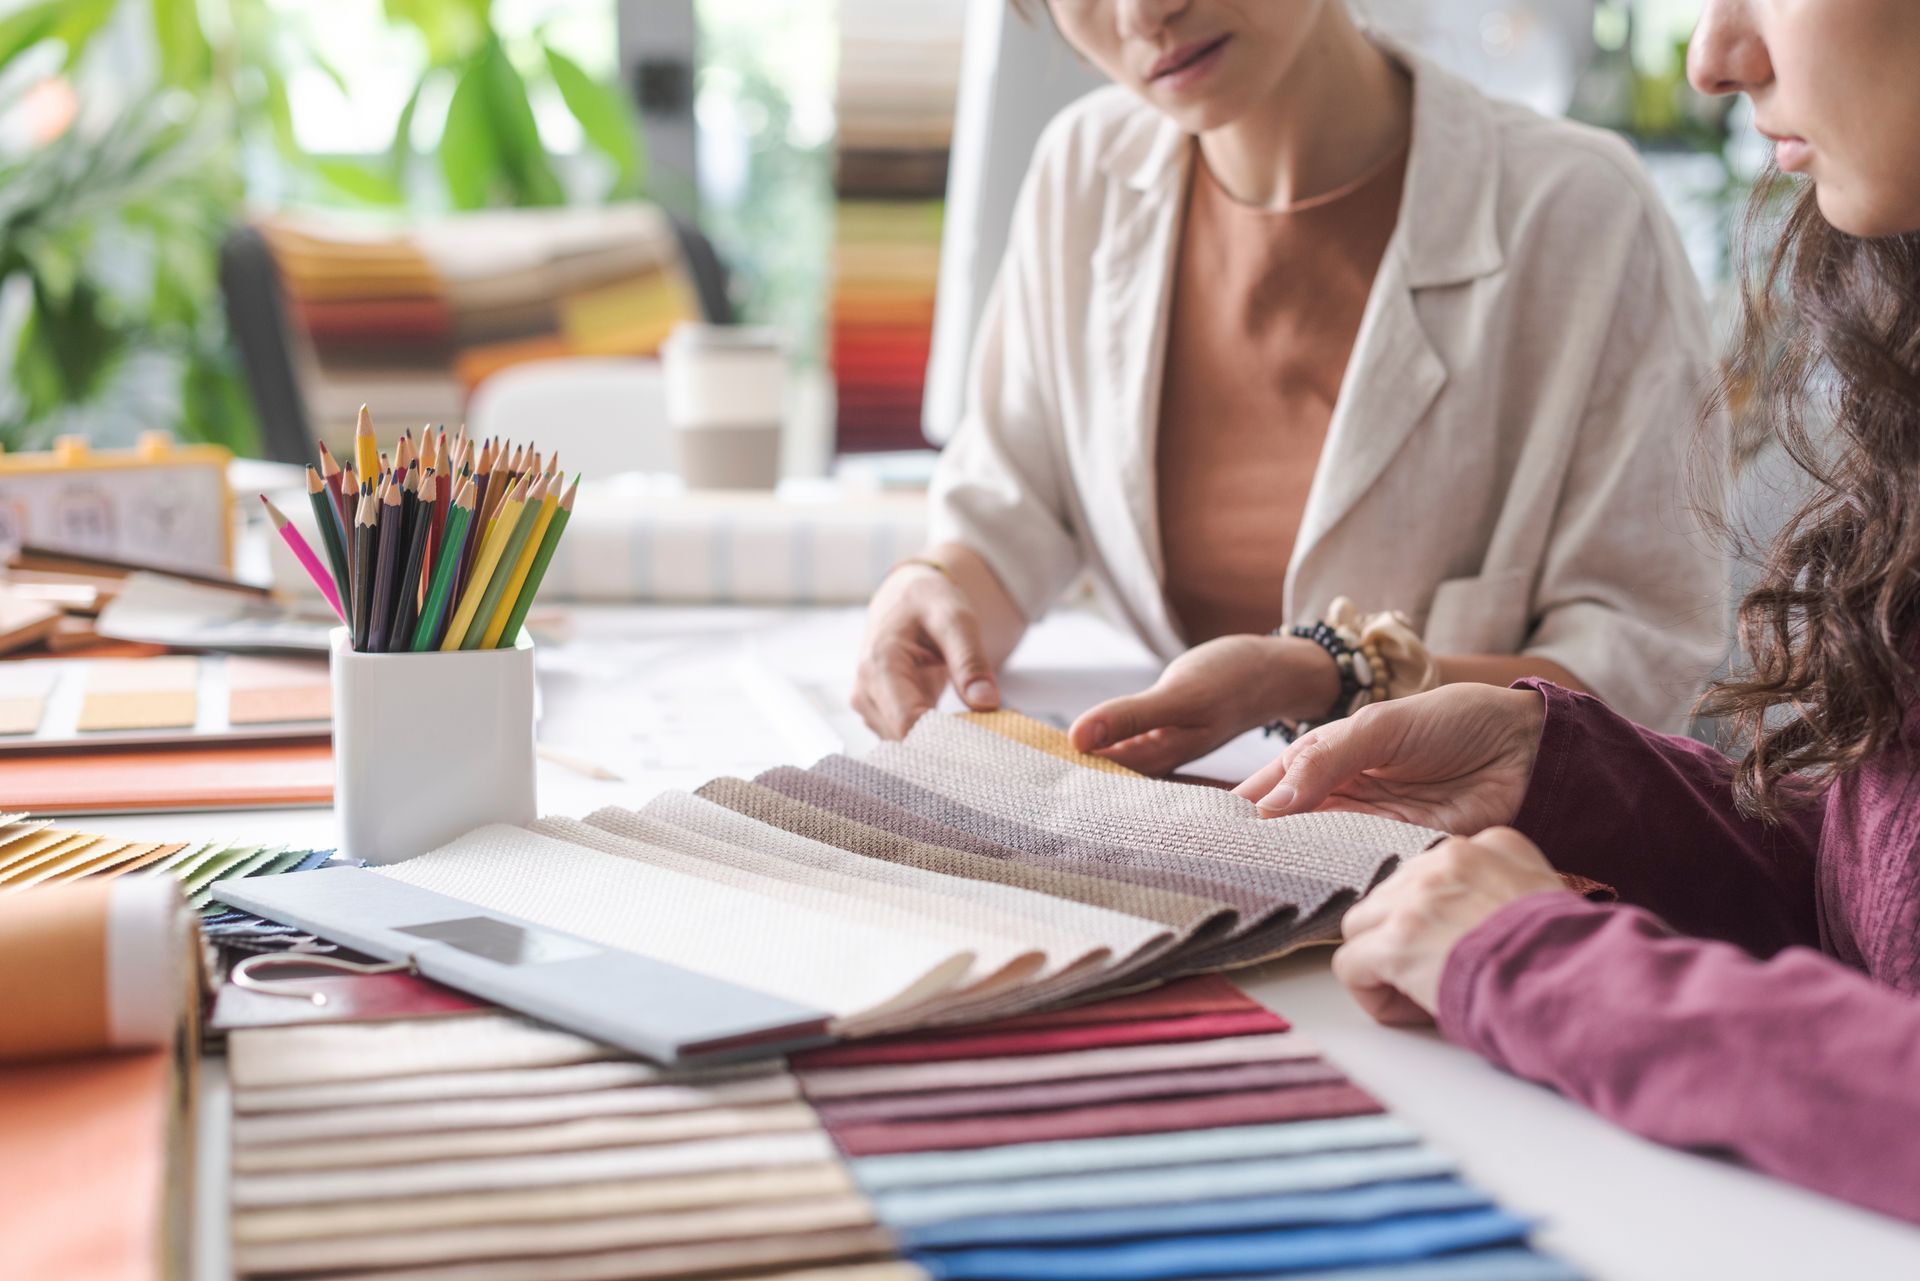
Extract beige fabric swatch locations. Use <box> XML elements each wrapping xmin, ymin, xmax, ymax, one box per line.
<box><xmin>8</xmin><ymin>839</ymin><xmax>133</xmax><ymax>889</ymax></box>
<box><xmin>76</xmin><ymin>656</ymin><xmax>199</xmax><ymax>730</ymax></box>
<box><xmin>233</xmin><ymin>1131</ymin><xmax>841</xmax><ymax>1208</ymax></box>
<box><xmin>235</xmin><ymin>1076</ymin><xmax>800</xmax><ymax>1146</ymax></box>
<box><xmin>232</xmin><ymin>1058</ymin><xmax>779</xmax><ymax>1115</ymax></box>
<box><xmin>798</xmin><ymin>1030</ymin><xmax>1320</xmax><ymax>1099</ymax></box>
<box><xmin>227</xmin><ymin>1014</ymin><xmax>626</xmax><ymax>1091</ymax></box>
<box><xmin>962</xmin><ymin>710</ymin><xmax>1140</xmax><ymax>775</ymax></box>
<box><xmin>0</xmin><ymin>833</ymin><xmax>98</xmax><ymax>885</ymax></box>
<box><xmin>528</xmin><ymin>814</ymin><xmax>1044</xmax><ymax>1000</ymax></box>
<box><xmin>234</xmin><ymin>1163</ymin><xmax>855</xmax><ymax>1243</ymax></box>
<box><xmin>235</xmin><ymin>1193</ymin><xmax>877</xmax><ymax>1274</ymax></box>
<box><xmin>232</xmin><ymin>1101</ymin><xmax>820</xmax><ymax>1172</ymax></box>
<box><xmin>292</xmin><ymin>1226</ymin><xmax>898</xmax><ymax>1281</ymax></box>
<box><xmin>373</xmin><ymin>825</ymin><xmax>977</xmax><ymax>1027</ymax></box>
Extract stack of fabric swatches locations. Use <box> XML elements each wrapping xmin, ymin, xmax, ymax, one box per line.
<box><xmin>221</xmin><ymin>976</ymin><xmax>1579</xmax><ymax>1280</ymax></box>
<box><xmin>0</xmin><ymin>810</ymin><xmax>341</xmax><ymax>957</ymax></box>
<box><xmin>265</xmin><ymin>407</ymin><xmax>577</xmax><ymax>653</ymax></box>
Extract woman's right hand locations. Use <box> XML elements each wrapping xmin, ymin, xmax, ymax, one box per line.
<box><xmin>852</xmin><ymin>563</ymin><xmax>1001</xmax><ymax>739</ymax></box>
<box><xmin>1231</xmin><ymin>683</ymin><xmax>1547</xmax><ymax>834</ymax></box>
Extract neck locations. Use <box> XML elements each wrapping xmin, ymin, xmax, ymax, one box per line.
<box><xmin>1197</xmin><ymin>12</ymin><xmax>1411</xmax><ymax>209</ymax></box>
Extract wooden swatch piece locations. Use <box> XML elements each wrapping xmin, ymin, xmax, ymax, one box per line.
<box><xmin>77</xmin><ymin>657</ymin><xmax>199</xmax><ymax>732</ymax></box>
<box><xmin>227</xmin><ymin>658</ymin><xmax>331</xmax><ymax>726</ymax></box>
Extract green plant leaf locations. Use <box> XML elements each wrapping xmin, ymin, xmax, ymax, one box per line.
<box><xmin>384</xmin><ymin>0</ymin><xmax>491</xmax><ymax>64</ymax></box>
<box><xmin>386</xmin><ymin>66</ymin><xmax>432</xmax><ymax>183</ymax></box>
<box><xmin>439</xmin><ymin>54</ymin><xmax>499</xmax><ymax>209</ymax></box>
<box><xmin>0</xmin><ymin>0</ymin><xmax>114</xmax><ymax>75</ymax></box>
<box><xmin>313</xmin><ymin>157</ymin><xmax>407</xmax><ymax>206</ymax></box>
<box><xmin>153</xmin><ymin>0</ymin><xmax>213</xmax><ymax>87</ymax></box>
<box><xmin>543</xmin><ymin>43</ymin><xmax>643</xmax><ymax>197</ymax></box>
<box><xmin>476</xmin><ymin>35</ymin><xmax>563</xmax><ymax>206</ymax></box>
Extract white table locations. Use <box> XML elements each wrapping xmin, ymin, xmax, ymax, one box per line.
<box><xmin>81</xmin><ymin>604</ymin><xmax>1920</xmax><ymax>1281</ymax></box>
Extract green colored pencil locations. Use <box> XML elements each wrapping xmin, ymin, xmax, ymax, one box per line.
<box><xmin>458</xmin><ymin>474</ymin><xmax>547</xmax><ymax>650</ymax></box>
<box><xmin>410</xmin><ymin>482</ymin><xmax>475</xmax><ymax>651</ymax></box>
<box><xmin>494</xmin><ymin>476</ymin><xmax>576</xmax><ymax>647</ymax></box>
<box><xmin>306</xmin><ymin>466</ymin><xmax>351</xmax><ymax>621</ymax></box>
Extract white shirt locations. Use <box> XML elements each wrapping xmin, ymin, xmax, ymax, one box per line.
<box><xmin>928</xmin><ymin>51</ymin><xmax>1726</xmax><ymax>733</ymax></box>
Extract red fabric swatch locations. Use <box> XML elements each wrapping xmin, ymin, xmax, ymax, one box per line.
<box><xmin>811</xmin><ymin>1057</ymin><xmax>1347</xmax><ymax>1125</ymax></box>
<box><xmin>933</xmin><ymin>976</ymin><xmax>1261</xmax><ymax>1035</ymax></box>
<box><xmin>794</xmin><ymin>1009</ymin><xmax>1288</xmax><ymax>1070</ymax></box>
<box><xmin>825</xmin><ymin>1081</ymin><xmax>1384</xmax><ymax>1156</ymax></box>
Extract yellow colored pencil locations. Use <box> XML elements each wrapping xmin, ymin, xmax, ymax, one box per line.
<box><xmin>353</xmin><ymin>404</ymin><xmax>378</xmax><ymax>482</ymax></box>
<box><xmin>438</xmin><ymin>473</ymin><xmax>530</xmax><ymax>650</ymax></box>
<box><xmin>477</xmin><ymin>473</ymin><xmax>560</xmax><ymax>649</ymax></box>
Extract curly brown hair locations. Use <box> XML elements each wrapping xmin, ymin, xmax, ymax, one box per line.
<box><xmin>1699</xmin><ymin>171</ymin><xmax>1920</xmax><ymax>817</ymax></box>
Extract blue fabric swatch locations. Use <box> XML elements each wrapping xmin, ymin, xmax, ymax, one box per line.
<box><xmin>853</xmin><ymin>1115</ymin><xmax>1421</xmax><ymax>1192</ymax></box>
<box><xmin>898</xmin><ymin>1178</ymin><xmax>1493</xmax><ymax>1250</ymax></box>
<box><xmin>913</xmin><ymin>1208</ymin><xmax>1534</xmax><ymax>1280</ymax></box>
<box><xmin>285</xmin><ymin>848</ymin><xmax>342</xmax><ymax>874</ymax></box>
<box><xmin>872</xmin><ymin>1147</ymin><xmax>1457</xmax><ymax>1228</ymax></box>
<box><xmin>1232</xmin><ymin>1245</ymin><xmax>1586</xmax><ymax>1281</ymax></box>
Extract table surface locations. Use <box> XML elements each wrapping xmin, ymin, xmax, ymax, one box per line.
<box><xmin>77</xmin><ymin>604</ymin><xmax>1920</xmax><ymax>1281</ymax></box>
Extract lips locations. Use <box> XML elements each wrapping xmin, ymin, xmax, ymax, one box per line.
<box><xmin>1149</xmin><ymin>35</ymin><xmax>1229</xmax><ymax>82</ymax></box>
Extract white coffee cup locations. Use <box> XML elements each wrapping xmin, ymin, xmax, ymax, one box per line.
<box><xmin>660</xmin><ymin>323</ymin><xmax>786</xmax><ymax>490</ymax></box>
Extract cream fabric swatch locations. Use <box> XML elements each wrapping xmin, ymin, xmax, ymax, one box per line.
<box><xmin>234</xmin><ymin>1076</ymin><xmax>800</xmax><ymax>1146</ymax></box>
<box><xmin>227</xmin><ymin>1014</ymin><xmax>625</xmax><ymax>1091</ymax></box>
<box><xmin>233</xmin><ymin>1058</ymin><xmax>777</xmax><ymax>1115</ymax></box>
<box><xmin>372</xmin><ymin>824</ymin><xmax>976</xmax><ymax>1027</ymax></box>
<box><xmin>234</xmin><ymin>1164</ymin><xmax>855</xmax><ymax>1244</ymax></box>
<box><xmin>233</xmin><ymin>1131</ymin><xmax>841</xmax><ymax>1208</ymax></box>
<box><xmin>797</xmin><ymin>1030</ymin><xmax>1320</xmax><ymax>1099</ymax></box>
<box><xmin>235</xmin><ymin>1192</ymin><xmax>877</xmax><ymax>1274</ymax></box>
<box><xmin>232</xmin><ymin>1101</ymin><xmax>820</xmax><ymax>1172</ymax></box>
<box><xmin>527</xmin><ymin>813</ymin><xmax>1044</xmax><ymax>1000</ymax></box>
<box><xmin>614</xmin><ymin>792</ymin><xmax>1170</xmax><ymax>975</ymax></box>
<box><xmin>298</xmin><ymin>1226</ymin><xmax>899</xmax><ymax>1281</ymax></box>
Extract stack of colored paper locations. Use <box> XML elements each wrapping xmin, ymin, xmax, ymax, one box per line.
<box><xmin>831</xmin><ymin>0</ymin><xmax>968</xmax><ymax>452</ymax></box>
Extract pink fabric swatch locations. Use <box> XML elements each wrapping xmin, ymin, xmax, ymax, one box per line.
<box><xmin>795</xmin><ymin>1009</ymin><xmax>1288</xmax><ymax>1070</ymax></box>
<box><xmin>811</xmin><ymin>1058</ymin><xmax>1347</xmax><ymax>1125</ymax></box>
<box><xmin>826</xmin><ymin>1081</ymin><xmax>1384</xmax><ymax>1156</ymax></box>
<box><xmin>930</xmin><ymin>976</ymin><xmax>1261</xmax><ymax>1034</ymax></box>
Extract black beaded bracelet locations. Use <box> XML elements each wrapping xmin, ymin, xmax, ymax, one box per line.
<box><xmin>1260</xmin><ymin>621</ymin><xmax>1366</xmax><ymax>740</ymax></box>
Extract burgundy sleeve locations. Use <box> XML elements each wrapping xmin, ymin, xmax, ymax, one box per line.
<box><xmin>1510</xmin><ymin>680</ymin><xmax>1823</xmax><ymax>957</ymax></box>
<box><xmin>1439</xmin><ymin>893</ymin><xmax>1920</xmax><ymax>1225</ymax></box>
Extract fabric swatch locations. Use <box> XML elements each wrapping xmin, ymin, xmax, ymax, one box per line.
<box><xmin>937</xmin><ymin>974</ymin><xmax>1260</xmax><ymax>1031</ymax></box>
<box><xmin>850</xmin><ymin>1115</ymin><xmax>1421</xmax><ymax>1192</ymax></box>
<box><xmin>233</xmin><ymin>1131</ymin><xmax>843</xmax><ymax>1208</ymax></box>
<box><xmin>961</xmin><ymin>710</ymin><xmax>1141</xmax><ymax>776</ymax></box>
<box><xmin>231</xmin><ymin>1101</ymin><xmax>822</xmax><ymax>1173</ymax></box>
<box><xmin>867</xmin><ymin>1146</ymin><xmax>1458</xmax><ymax>1227</ymax></box>
<box><xmin>226</xmin><ymin>656</ymin><xmax>332</xmax><ymax>725</ymax></box>
<box><xmin>234</xmin><ymin>1076</ymin><xmax>800</xmax><ymax>1146</ymax></box>
<box><xmin>794</xmin><ymin>1008</ymin><xmax>1287</xmax><ymax>1069</ymax></box>
<box><xmin>798</xmin><ymin>1030</ymin><xmax>1321</xmax><ymax>1099</ymax></box>
<box><xmin>232</xmin><ymin>1057</ymin><xmax>778</xmax><ymax>1115</ymax></box>
<box><xmin>76</xmin><ymin>655</ymin><xmax>198</xmax><ymax>730</ymax></box>
<box><xmin>895</xmin><ymin>1178</ymin><xmax>1495</xmax><ymax>1249</ymax></box>
<box><xmin>1230</xmin><ymin>1246</ymin><xmax>1585</xmax><ymax>1281</ymax></box>
<box><xmin>226</xmin><ymin>1014</ymin><xmax>627</xmax><ymax>1090</ymax></box>
<box><xmin>812</xmin><ymin>1059</ymin><xmax>1348</xmax><ymax>1125</ymax></box>
<box><xmin>235</xmin><ymin>1192</ymin><xmax>878</xmax><ymax>1274</ymax></box>
<box><xmin>372</xmin><ymin>823</ymin><xmax>975</xmax><ymax>1029</ymax></box>
<box><xmin>830</xmin><ymin>1081</ymin><xmax>1384</xmax><ymax>1156</ymax></box>
<box><xmin>234</xmin><ymin>1164</ymin><xmax>857</xmax><ymax>1244</ymax></box>
<box><xmin>910</xmin><ymin>1207</ymin><xmax>1534</xmax><ymax>1281</ymax></box>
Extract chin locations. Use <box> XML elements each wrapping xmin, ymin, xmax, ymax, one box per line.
<box><xmin>1813</xmin><ymin>184</ymin><xmax>1920</xmax><ymax>239</ymax></box>
<box><xmin>1142</xmin><ymin>86</ymin><xmax>1253</xmax><ymax>138</ymax></box>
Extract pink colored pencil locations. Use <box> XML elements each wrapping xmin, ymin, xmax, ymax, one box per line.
<box><xmin>261</xmin><ymin>495</ymin><xmax>346</xmax><ymax>622</ymax></box>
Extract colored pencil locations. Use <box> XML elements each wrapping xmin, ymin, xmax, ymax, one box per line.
<box><xmin>304</xmin><ymin>467</ymin><xmax>352</xmax><ymax>621</ymax></box>
<box><xmin>365</xmin><ymin>481</ymin><xmax>404</xmax><ymax>651</ymax></box>
<box><xmin>261</xmin><ymin>495</ymin><xmax>345</xmax><ymax>623</ymax></box>
<box><xmin>463</xmin><ymin>474</ymin><xmax>548</xmax><ymax>650</ymax></box>
<box><xmin>316</xmin><ymin>442</ymin><xmax>350</xmax><ymax>536</ymax></box>
<box><xmin>495</xmin><ymin>477</ymin><xmax>577</xmax><ymax>648</ymax></box>
<box><xmin>354</xmin><ymin>405</ymin><xmax>378</xmax><ymax>482</ymax></box>
<box><xmin>350</xmin><ymin>491</ymin><xmax>377</xmax><ymax>649</ymax></box>
<box><xmin>391</xmin><ymin>470</ymin><xmax>436</xmax><ymax>649</ymax></box>
<box><xmin>478</xmin><ymin>472</ymin><xmax>560</xmax><ymax>649</ymax></box>
<box><xmin>440</xmin><ymin>473</ymin><xmax>528</xmax><ymax>651</ymax></box>
<box><xmin>412</xmin><ymin>482</ymin><xmax>476</xmax><ymax>651</ymax></box>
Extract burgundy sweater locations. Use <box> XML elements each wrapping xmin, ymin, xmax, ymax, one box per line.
<box><xmin>1437</xmin><ymin>681</ymin><xmax>1920</xmax><ymax>1224</ymax></box>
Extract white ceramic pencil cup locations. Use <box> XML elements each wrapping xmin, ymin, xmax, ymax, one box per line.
<box><xmin>329</xmin><ymin>627</ymin><xmax>537</xmax><ymax>866</ymax></box>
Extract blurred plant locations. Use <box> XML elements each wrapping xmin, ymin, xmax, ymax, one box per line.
<box><xmin>351</xmin><ymin>0</ymin><xmax>645</xmax><ymax>210</ymax></box>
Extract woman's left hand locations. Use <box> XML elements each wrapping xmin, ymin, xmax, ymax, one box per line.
<box><xmin>1333</xmin><ymin>827</ymin><xmax>1568</xmax><ymax>1026</ymax></box>
<box><xmin>1068</xmin><ymin>634</ymin><xmax>1340</xmax><ymax>775</ymax></box>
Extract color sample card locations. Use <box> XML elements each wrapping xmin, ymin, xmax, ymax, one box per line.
<box><xmin>0</xmin><ymin>664</ymin><xmax>55</xmax><ymax>736</ymax></box>
<box><xmin>76</xmin><ymin>657</ymin><xmax>199</xmax><ymax>731</ymax></box>
<box><xmin>228</xmin><ymin>658</ymin><xmax>331</xmax><ymax>726</ymax></box>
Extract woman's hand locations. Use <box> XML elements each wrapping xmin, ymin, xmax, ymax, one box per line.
<box><xmin>852</xmin><ymin>563</ymin><xmax>1000</xmax><ymax>739</ymax></box>
<box><xmin>1068</xmin><ymin>635</ymin><xmax>1340</xmax><ymax>775</ymax></box>
<box><xmin>1333</xmin><ymin>827</ymin><xmax>1569</xmax><ymax>1024</ymax></box>
<box><xmin>1231</xmin><ymin>683</ymin><xmax>1546</xmax><ymax>833</ymax></box>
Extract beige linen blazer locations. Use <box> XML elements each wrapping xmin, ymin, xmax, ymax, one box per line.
<box><xmin>928</xmin><ymin>52</ymin><xmax>1726</xmax><ymax>733</ymax></box>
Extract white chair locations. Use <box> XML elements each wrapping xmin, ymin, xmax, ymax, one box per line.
<box><xmin>465</xmin><ymin>357</ymin><xmax>676</xmax><ymax>479</ymax></box>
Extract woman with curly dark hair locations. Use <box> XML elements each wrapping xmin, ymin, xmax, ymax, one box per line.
<box><xmin>1232</xmin><ymin>0</ymin><xmax>1920</xmax><ymax>1225</ymax></box>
